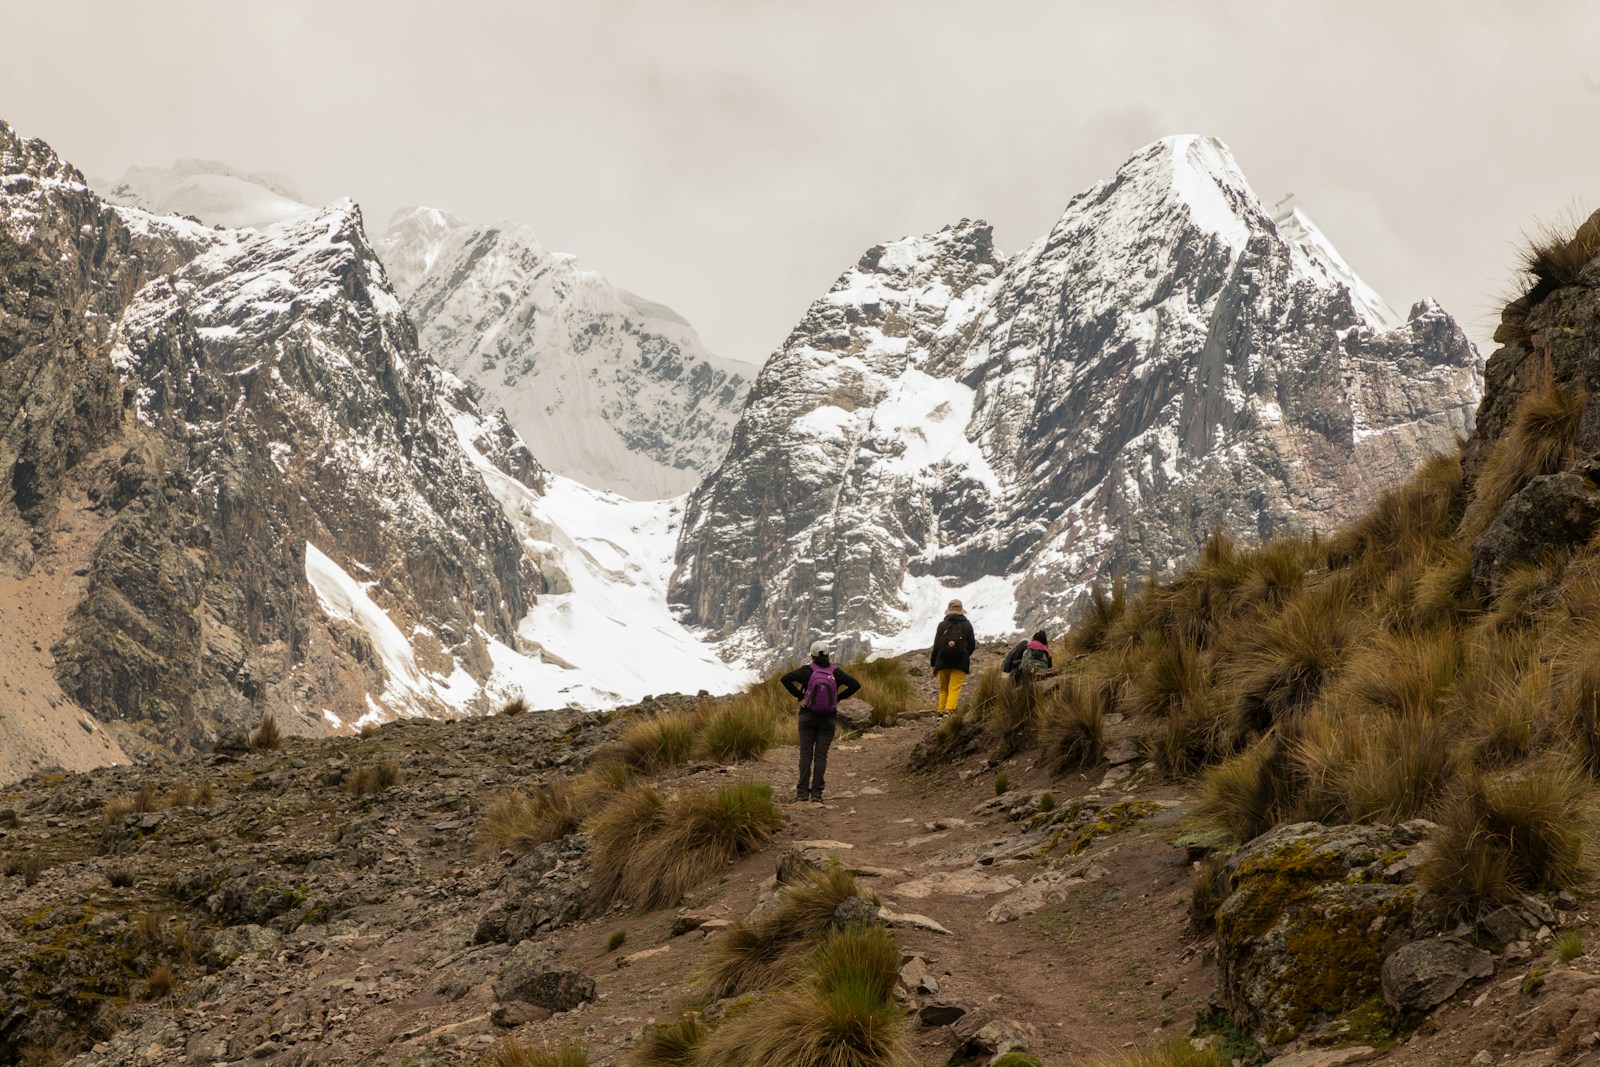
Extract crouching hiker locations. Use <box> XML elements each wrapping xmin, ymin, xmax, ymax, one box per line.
<box><xmin>781</xmin><ymin>641</ymin><xmax>861</xmax><ymax>803</ymax></box>
<box><xmin>1002</xmin><ymin>630</ymin><xmax>1054</xmax><ymax>686</ymax></box>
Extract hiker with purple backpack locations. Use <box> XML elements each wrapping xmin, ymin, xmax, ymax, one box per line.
<box><xmin>780</xmin><ymin>640</ymin><xmax>862</xmax><ymax>803</ymax></box>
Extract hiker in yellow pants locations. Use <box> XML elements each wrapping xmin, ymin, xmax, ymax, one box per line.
<box><xmin>930</xmin><ymin>599</ymin><xmax>977</xmax><ymax>714</ymax></box>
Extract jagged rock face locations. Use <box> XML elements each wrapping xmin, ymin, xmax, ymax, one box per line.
<box><xmin>0</xmin><ymin>121</ymin><xmax>198</xmax><ymax>573</ymax></box>
<box><xmin>3</xmin><ymin>120</ymin><xmax>544</xmax><ymax>752</ymax></box>
<box><xmin>375</xmin><ymin>208</ymin><xmax>751</xmax><ymax>499</ymax></box>
<box><xmin>58</xmin><ymin>203</ymin><xmax>542</xmax><ymax>745</ymax></box>
<box><xmin>674</xmin><ymin>136</ymin><xmax>1482</xmax><ymax>662</ymax></box>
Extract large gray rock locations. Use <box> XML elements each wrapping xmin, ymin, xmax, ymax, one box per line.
<box><xmin>1471</xmin><ymin>456</ymin><xmax>1600</xmax><ymax>590</ymax></box>
<box><xmin>493</xmin><ymin>940</ymin><xmax>595</xmax><ymax>1013</ymax></box>
<box><xmin>672</xmin><ymin>136</ymin><xmax>1481</xmax><ymax>663</ymax></box>
<box><xmin>1215</xmin><ymin>821</ymin><xmax>1434</xmax><ymax>1044</ymax></box>
<box><xmin>1381</xmin><ymin>937</ymin><xmax>1494</xmax><ymax>1013</ymax></box>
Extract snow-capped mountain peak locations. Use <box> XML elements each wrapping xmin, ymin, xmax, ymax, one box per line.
<box><xmin>374</xmin><ymin>208</ymin><xmax>754</xmax><ymax>499</ymax></box>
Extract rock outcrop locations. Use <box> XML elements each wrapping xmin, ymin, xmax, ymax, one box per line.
<box><xmin>374</xmin><ymin>207</ymin><xmax>752</xmax><ymax>499</ymax></box>
<box><xmin>2</xmin><ymin>119</ymin><xmax>545</xmax><ymax>755</ymax></box>
<box><xmin>672</xmin><ymin>136</ymin><xmax>1481</xmax><ymax>663</ymax></box>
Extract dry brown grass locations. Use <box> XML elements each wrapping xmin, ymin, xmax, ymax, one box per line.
<box><xmin>588</xmin><ymin>781</ymin><xmax>783</xmax><ymax>911</ymax></box>
<box><xmin>1461</xmin><ymin>376</ymin><xmax>1586</xmax><ymax>536</ymax></box>
<box><xmin>627</xmin><ymin>1012</ymin><xmax>705</xmax><ymax>1067</ymax></box>
<box><xmin>704</xmin><ymin>865</ymin><xmax>876</xmax><ymax>998</ymax></box>
<box><xmin>484</xmin><ymin>1041</ymin><xmax>589</xmax><ymax>1067</ymax></box>
<box><xmin>1038</xmin><ymin>677</ymin><xmax>1106</xmax><ymax>773</ymax></box>
<box><xmin>606</xmin><ymin>712</ymin><xmax>700</xmax><ymax>772</ymax></box>
<box><xmin>479</xmin><ymin>777</ymin><xmax>587</xmax><ymax>854</ymax></box>
<box><xmin>346</xmin><ymin>759</ymin><xmax>402</xmax><ymax>796</ymax></box>
<box><xmin>249</xmin><ymin>711</ymin><xmax>283</xmax><ymax>751</ymax></box>
<box><xmin>848</xmin><ymin>658</ymin><xmax>914</xmax><ymax>725</ymax></box>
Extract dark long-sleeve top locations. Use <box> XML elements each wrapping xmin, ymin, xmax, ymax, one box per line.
<box><xmin>780</xmin><ymin>663</ymin><xmax>862</xmax><ymax>703</ymax></box>
<box><xmin>930</xmin><ymin>614</ymin><xmax>977</xmax><ymax>672</ymax></box>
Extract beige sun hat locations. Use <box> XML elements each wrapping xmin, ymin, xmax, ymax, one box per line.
<box><xmin>945</xmin><ymin>599</ymin><xmax>965</xmax><ymax>615</ymax></box>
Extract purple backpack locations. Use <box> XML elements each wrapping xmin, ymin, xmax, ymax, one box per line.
<box><xmin>803</xmin><ymin>665</ymin><xmax>839</xmax><ymax>714</ymax></box>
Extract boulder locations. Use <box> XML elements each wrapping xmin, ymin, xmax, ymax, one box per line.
<box><xmin>493</xmin><ymin>940</ymin><xmax>595</xmax><ymax>1012</ymax></box>
<box><xmin>954</xmin><ymin>1016</ymin><xmax>1037</xmax><ymax>1061</ymax></box>
<box><xmin>1215</xmin><ymin>822</ymin><xmax>1431</xmax><ymax>1044</ymax></box>
<box><xmin>1380</xmin><ymin>937</ymin><xmax>1494</xmax><ymax>1012</ymax></box>
<box><xmin>1471</xmin><ymin>456</ymin><xmax>1600</xmax><ymax>591</ymax></box>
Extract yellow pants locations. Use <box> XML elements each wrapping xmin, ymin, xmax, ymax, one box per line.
<box><xmin>937</xmin><ymin>668</ymin><xmax>967</xmax><ymax>713</ymax></box>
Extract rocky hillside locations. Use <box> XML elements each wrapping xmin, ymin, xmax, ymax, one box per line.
<box><xmin>672</xmin><ymin>136</ymin><xmax>1481</xmax><ymax>663</ymax></box>
<box><xmin>375</xmin><ymin>208</ymin><xmax>752</xmax><ymax>499</ymax></box>
<box><xmin>1</xmin><ymin>119</ymin><xmax>552</xmax><ymax>766</ymax></box>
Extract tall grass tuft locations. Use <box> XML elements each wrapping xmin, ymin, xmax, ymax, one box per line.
<box><xmin>607</xmin><ymin>712</ymin><xmax>699</xmax><ymax>773</ymax></box>
<box><xmin>1068</xmin><ymin>575</ymin><xmax>1128</xmax><ymax>655</ymax></box>
<box><xmin>485</xmin><ymin>1041</ymin><xmax>589</xmax><ymax>1067</ymax></box>
<box><xmin>848</xmin><ymin>658</ymin><xmax>914</xmax><ymax>726</ymax></box>
<box><xmin>249</xmin><ymin>711</ymin><xmax>283</xmax><ymax>751</ymax></box>
<box><xmin>1038</xmin><ymin>677</ymin><xmax>1106</xmax><ymax>773</ymax></box>
<box><xmin>346</xmin><ymin>759</ymin><xmax>402</xmax><ymax>796</ymax></box>
<box><xmin>1461</xmin><ymin>376</ymin><xmax>1586</xmax><ymax>536</ymax></box>
<box><xmin>1080</xmin><ymin>1040</ymin><xmax>1223</xmax><ymax>1067</ymax></box>
<box><xmin>705</xmin><ymin>865</ymin><xmax>875</xmax><ymax>998</ymax></box>
<box><xmin>588</xmin><ymin>782</ymin><xmax>783</xmax><ymax>911</ymax></box>
<box><xmin>1224</xmin><ymin>581</ymin><xmax>1357</xmax><ymax>738</ymax></box>
<box><xmin>696</xmin><ymin>700</ymin><xmax>778</xmax><ymax>763</ymax></box>
<box><xmin>1421</xmin><ymin>766</ymin><xmax>1588</xmax><ymax>920</ymax></box>
<box><xmin>692</xmin><ymin>981</ymin><xmax>910</xmax><ymax>1067</ymax></box>
<box><xmin>627</xmin><ymin>1012</ymin><xmax>706</xmax><ymax>1067</ymax></box>
<box><xmin>479</xmin><ymin>777</ymin><xmax>587</xmax><ymax>854</ymax></box>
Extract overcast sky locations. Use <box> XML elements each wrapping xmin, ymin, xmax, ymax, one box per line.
<box><xmin>5</xmin><ymin>1</ymin><xmax>1599</xmax><ymax>362</ymax></box>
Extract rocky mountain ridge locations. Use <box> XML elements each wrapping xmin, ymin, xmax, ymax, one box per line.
<box><xmin>672</xmin><ymin>135</ymin><xmax>1483</xmax><ymax>662</ymax></box>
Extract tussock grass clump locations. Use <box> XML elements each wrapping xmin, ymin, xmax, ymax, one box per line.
<box><xmin>479</xmin><ymin>777</ymin><xmax>587</xmax><ymax>854</ymax></box>
<box><xmin>589</xmin><ymin>782</ymin><xmax>783</xmax><ymax>911</ymax></box>
<box><xmin>1038</xmin><ymin>678</ymin><xmax>1105</xmax><ymax>773</ymax></box>
<box><xmin>1067</xmin><ymin>576</ymin><xmax>1128</xmax><ymax>655</ymax></box>
<box><xmin>1080</xmin><ymin>1039</ymin><xmax>1223</xmax><ymax>1067</ymax></box>
<box><xmin>1522</xmin><ymin>214</ymin><xmax>1600</xmax><ymax>290</ymax></box>
<box><xmin>359</xmin><ymin>722</ymin><xmax>381</xmax><ymax>739</ymax></box>
<box><xmin>696</xmin><ymin>701</ymin><xmax>778</xmax><ymax>764</ymax></box>
<box><xmin>1421</xmin><ymin>766</ymin><xmax>1587</xmax><ymax>920</ymax></box>
<box><xmin>978</xmin><ymin>672</ymin><xmax>1038</xmax><ymax>757</ymax></box>
<box><xmin>142</xmin><ymin>963</ymin><xmax>177</xmax><ymax>1001</ymax></box>
<box><xmin>605</xmin><ymin>929</ymin><xmax>627</xmax><ymax>953</ymax></box>
<box><xmin>609</xmin><ymin>713</ymin><xmax>699</xmax><ymax>773</ymax></box>
<box><xmin>249</xmin><ymin>711</ymin><xmax>283</xmax><ymax>751</ymax></box>
<box><xmin>994</xmin><ymin>770</ymin><xmax>1010</xmax><ymax>795</ymax></box>
<box><xmin>628</xmin><ymin>1011</ymin><xmax>706</xmax><ymax>1067</ymax></box>
<box><xmin>1189</xmin><ymin>855</ymin><xmax>1228</xmax><ymax>932</ymax></box>
<box><xmin>1555</xmin><ymin>929</ymin><xmax>1585</xmax><ymax>962</ymax></box>
<box><xmin>692</xmin><ymin>981</ymin><xmax>909</xmax><ymax>1067</ymax></box>
<box><xmin>165</xmin><ymin>780</ymin><xmax>215</xmax><ymax>809</ymax></box>
<box><xmin>705</xmin><ymin>865</ymin><xmax>875</xmax><ymax>998</ymax></box>
<box><xmin>107</xmin><ymin>866</ymin><xmax>135</xmax><ymax>889</ymax></box>
<box><xmin>346</xmin><ymin>759</ymin><xmax>402</xmax><ymax>796</ymax></box>
<box><xmin>484</xmin><ymin>1041</ymin><xmax>589</xmax><ymax>1067</ymax></box>
<box><xmin>848</xmin><ymin>657</ymin><xmax>914</xmax><ymax>725</ymax></box>
<box><xmin>1224</xmin><ymin>582</ymin><xmax>1358</xmax><ymax>737</ymax></box>
<box><xmin>103</xmin><ymin>783</ymin><xmax>160</xmax><ymax>823</ymax></box>
<box><xmin>1462</xmin><ymin>376</ymin><xmax>1586</xmax><ymax>537</ymax></box>
<box><xmin>499</xmin><ymin>695</ymin><xmax>529</xmax><ymax>716</ymax></box>
<box><xmin>907</xmin><ymin>709</ymin><xmax>982</xmax><ymax>770</ymax></box>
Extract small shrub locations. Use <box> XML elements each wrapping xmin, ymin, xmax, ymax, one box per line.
<box><xmin>605</xmin><ymin>929</ymin><xmax>627</xmax><ymax>953</ymax></box>
<box><xmin>608</xmin><ymin>713</ymin><xmax>698</xmax><ymax>773</ymax></box>
<box><xmin>994</xmin><ymin>770</ymin><xmax>1011</xmax><ymax>795</ymax></box>
<box><xmin>848</xmin><ymin>658</ymin><xmax>914</xmax><ymax>725</ymax></box>
<box><xmin>107</xmin><ymin>866</ymin><xmax>135</xmax><ymax>889</ymax></box>
<box><xmin>142</xmin><ymin>964</ymin><xmax>177</xmax><ymax>1001</ymax></box>
<box><xmin>1038</xmin><ymin>678</ymin><xmax>1106</xmax><ymax>773</ymax></box>
<box><xmin>1554</xmin><ymin>930</ymin><xmax>1584</xmax><ymax>962</ymax></box>
<box><xmin>697</xmin><ymin>701</ymin><xmax>777</xmax><ymax>763</ymax></box>
<box><xmin>250</xmin><ymin>711</ymin><xmax>283</xmax><ymax>751</ymax></box>
<box><xmin>479</xmin><ymin>778</ymin><xmax>585</xmax><ymax>854</ymax></box>
<box><xmin>484</xmin><ymin>1041</ymin><xmax>589</xmax><ymax>1067</ymax></box>
<box><xmin>628</xmin><ymin>1011</ymin><xmax>705</xmax><ymax>1067</ymax></box>
<box><xmin>499</xmin><ymin>695</ymin><xmax>529</xmax><ymax>717</ymax></box>
<box><xmin>359</xmin><ymin>723</ymin><xmax>380</xmax><ymax>739</ymax></box>
<box><xmin>103</xmin><ymin>783</ymin><xmax>160</xmax><ymax>823</ymax></box>
<box><xmin>1421</xmin><ymin>767</ymin><xmax>1587</xmax><ymax>920</ymax></box>
<box><xmin>692</xmin><ymin>981</ymin><xmax>908</xmax><ymax>1067</ymax></box>
<box><xmin>1189</xmin><ymin>856</ymin><xmax>1228</xmax><ymax>931</ymax></box>
<box><xmin>1081</xmin><ymin>1039</ymin><xmax>1223</xmax><ymax>1067</ymax></box>
<box><xmin>589</xmin><ymin>782</ymin><xmax>783</xmax><ymax>911</ymax></box>
<box><xmin>346</xmin><ymin>759</ymin><xmax>402</xmax><ymax>796</ymax></box>
<box><xmin>1037</xmin><ymin>791</ymin><xmax>1057</xmax><ymax>812</ymax></box>
<box><xmin>705</xmin><ymin>865</ymin><xmax>875</xmax><ymax>998</ymax></box>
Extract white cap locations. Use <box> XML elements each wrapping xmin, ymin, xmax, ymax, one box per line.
<box><xmin>809</xmin><ymin>640</ymin><xmax>830</xmax><ymax>658</ymax></box>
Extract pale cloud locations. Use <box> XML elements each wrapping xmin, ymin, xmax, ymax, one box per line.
<box><xmin>4</xmin><ymin>0</ymin><xmax>1599</xmax><ymax>361</ymax></box>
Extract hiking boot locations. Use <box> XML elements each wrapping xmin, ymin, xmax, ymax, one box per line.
<box><xmin>792</xmin><ymin>792</ymin><xmax>808</xmax><ymax>803</ymax></box>
<box><xmin>808</xmin><ymin>793</ymin><xmax>824</xmax><ymax>803</ymax></box>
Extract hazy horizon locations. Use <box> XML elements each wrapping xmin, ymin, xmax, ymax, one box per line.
<box><xmin>6</xmin><ymin>1</ymin><xmax>1600</xmax><ymax>362</ymax></box>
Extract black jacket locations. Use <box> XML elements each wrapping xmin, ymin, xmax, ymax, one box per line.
<box><xmin>781</xmin><ymin>663</ymin><xmax>862</xmax><ymax>706</ymax></box>
<box><xmin>930</xmin><ymin>614</ymin><xmax>977</xmax><ymax>672</ymax></box>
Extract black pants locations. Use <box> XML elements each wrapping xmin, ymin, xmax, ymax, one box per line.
<box><xmin>796</xmin><ymin>711</ymin><xmax>837</xmax><ymax>799</ymax></box>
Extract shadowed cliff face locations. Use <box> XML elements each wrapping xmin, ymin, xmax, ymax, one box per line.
<box><xmin>2</xmin><ymin>121</ymin><xmax>543</xmax><ymax>753</ymax></box>
<box><xmin>673</xmin><ymin>136</ymin><xmax>1482</xmax><ymax>663</ymax></box>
